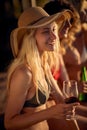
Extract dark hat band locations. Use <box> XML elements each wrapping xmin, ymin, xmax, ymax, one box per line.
<box><xmin>28</xmin><ymin>16</ymin><xmax>46</xmax><ymax>26</ymax></box>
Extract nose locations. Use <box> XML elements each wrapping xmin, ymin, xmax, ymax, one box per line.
<box><xmin>50</xmin><ymin>31</ymin><xmax>56</xmax><ymax>40</ymax></box>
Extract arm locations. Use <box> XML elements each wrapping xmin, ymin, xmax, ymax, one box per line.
<box><xmin>5</xmin><ymin>68</ymin><xmax>56</xmax><ymax>130</ymax></box>
<box><xmin>76</xmin><ymin>115</ymin><xmax>87</xmax><ymax>123</ymax></box>
<box><xmin>77</xmin><ymin>105</ymin><xmax>87</xmax><ymax>112</ymax></box>
<box><xmin>5</xmin><ymin>67</ymin><xmax>74</xmax><ymax>130</ymax></box>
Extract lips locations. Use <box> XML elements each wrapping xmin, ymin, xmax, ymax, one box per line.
<box><xmin>49</xmin><ymin>40</ymin><xmax>55</xmax><ymax>45</ymax></box>
<box><xmin>48</xmin><ymin>43</ymin><xmax>54</xmax><ymax>47</ymax></box>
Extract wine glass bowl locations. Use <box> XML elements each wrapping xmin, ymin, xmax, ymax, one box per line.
<box><xmin>63</xmin><ymin>80</ymin><xmax>79</xmax><ymax>103</ymax></box>
<box><xmin>63</xmin><ymin>80</ymin><xmax>79</xmax><ymax>120</ymax></box>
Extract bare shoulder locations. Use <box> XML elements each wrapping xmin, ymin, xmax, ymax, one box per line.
<box><xmin>10</xmin><ymin>64</ymin><xmax>32</xmax><ymax>90</ymax></box>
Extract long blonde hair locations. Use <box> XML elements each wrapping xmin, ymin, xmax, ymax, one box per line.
<box><xmin>7</xmin><ymin>28</ymin><xmax>60</xmax><ymax>102</ymax></box>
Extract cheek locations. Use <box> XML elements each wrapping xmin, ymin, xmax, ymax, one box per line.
<box><xmin>35</xmin><ymin>33</ymin><xmax>45</xmax><ymax>42</ymax></box>
<box><xmin>35</xmin><ymin>32</ymin><xmax>48</xmax><ymax>49</ymax></box>
<box><xmin>36</xmin><ymin>36</ymin><xmax>45</xmax><ymax>45</ymax></box>
<box><xmin>37</xmin><ymin>35</ymin><xmax>47</xmax><ymax>44</ymax></box>
<box><xmin>35</xmin><ymin>36</ymin><xmax>45</xmax><ymax>50</ymax></box>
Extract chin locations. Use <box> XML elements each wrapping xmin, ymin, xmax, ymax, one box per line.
<box><xmin>48</xmin><ymin>48</ymin><xmax>54</xmax><ymax>51</ymax></box>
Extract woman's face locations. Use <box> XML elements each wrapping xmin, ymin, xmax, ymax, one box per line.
<box><xmin>35</xmin><ymin>22</ymin><xmax>58</xmax><ymax>55</ymax></box>
<box><xmin>59</xmin><ymin>20</ymin><xmax>72</xmax><ymax>40</ymax></box>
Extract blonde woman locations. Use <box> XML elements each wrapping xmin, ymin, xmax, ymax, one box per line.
<box><xmin>4</xmin><ymin>7</ymin><xmax>79</xmax><ymax>130</ymax></box>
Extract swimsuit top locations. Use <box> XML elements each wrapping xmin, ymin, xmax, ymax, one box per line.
<box><xmin>23</xmin><ymin>67</ymin><xmax>60</xmax><ymax>108</ymax></box>
<box><xmin>23</xmin><ymin>81</ymin><xmax>50</xmax><ymax>108</ymax></box>
<box><xmin>23</xmin><ymin>89</ymin><xmax>48</xmax><ymax>107</ymax></box>
<box><xmin>51</xmin><ymin>66</ymin><xmax>61</xmax><ymax>80</ymax></box>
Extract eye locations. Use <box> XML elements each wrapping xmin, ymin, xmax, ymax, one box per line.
<box><xmin>41</xmin><ymin>28</ymin><xmax>50</xmax><ymax>34</ymax></box>
<box><xmin>53</xmin><ymin>27</ymin><xmax>57</xmax><ymax>32</ymax></box>
<box><xmin>42</xmin><ymin>30</ymin><xmax>50</xmax><ymax>34</ymax></box>
<box><xmin>53</xmin><ymin>28</ymin><xmax>56</xmax><ymax>31</ymax></box>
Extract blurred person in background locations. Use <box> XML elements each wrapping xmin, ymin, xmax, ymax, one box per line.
<box><xmin>62</xmin><ymin>0</ymin><xmax>87</xmax><ymax>81</ymax></box>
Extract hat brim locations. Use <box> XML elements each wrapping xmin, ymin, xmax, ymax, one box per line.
<box><xmin>27</xmin><ymin>10</ymin><xmax>72</xmax><ymax>28</ymax></box>
<box><xmin>10</xmin><ymin>10</ymin><xmax>73</xmax><ymax>57</ymax></box>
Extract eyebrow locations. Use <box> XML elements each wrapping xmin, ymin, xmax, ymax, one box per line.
<box><xmin>42</xmin><ymin>27</ymin><xmax>50</xmax><ymax>30</ymax></box>
<box><xmin>43</xmin><ymin>25</ymin><xmax>56</xmax><ymax>30</ymax></box>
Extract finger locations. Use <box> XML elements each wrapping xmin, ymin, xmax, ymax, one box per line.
<box><xmin>68</xmin><ymin>102</ymin><xmax>80</xmax><ymax>107</ymax></box>
<box><xmin>64</xmin><ymin>105</ymin><xmax>76</xmax><ymax>114</ymax></box>
<box><xmin>67</xmin><ymin>110</ymin><xmax>74</xmax><ymax>114</ymax></box>
<box><xmin>64</xmin><ymin>103</ymin><xmax>79</xmax><ymax>109</ymax></box>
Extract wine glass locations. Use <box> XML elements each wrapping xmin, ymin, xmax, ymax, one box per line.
<box><xmin>63</xmin><ymin>80</ymin><xmax>79</xmax><ymax>120</ymax></box>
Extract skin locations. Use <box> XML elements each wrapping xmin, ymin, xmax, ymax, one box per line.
<box><xmin>35</xmin><ymin>22</ymin><xmax>58</xmax><ymax>53</ymax></box>
<box><xmin>59</xmin><ymin>19</ymin><xmax>72</xmax><ymax>40</ymax></box>
<box><xmin>4</xmin><ymin>22</ymin><xmax>79</xmax><ymax>130</ymax></box>
<box><xmin>76</xmin><ymin>105</ymin><xmax>87</xmax><ymax>124</ymax></box>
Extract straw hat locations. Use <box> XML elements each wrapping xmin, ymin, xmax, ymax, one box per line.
<box><xmin>10</xmin><ymin>6</ymin><xmax>73</xmax><ymax>57</ymax></box>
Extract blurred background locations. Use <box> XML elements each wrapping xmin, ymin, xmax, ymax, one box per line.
<box><xmin>0</xmin><ymin>0</ymin><xmax>50</xmax><ymax>72</ymax></box>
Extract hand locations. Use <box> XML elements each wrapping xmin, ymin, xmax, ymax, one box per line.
<box><xmin>52</xmin><ymin>102</ymin><xmax>79</xmax><ymax>120</ymax></box>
